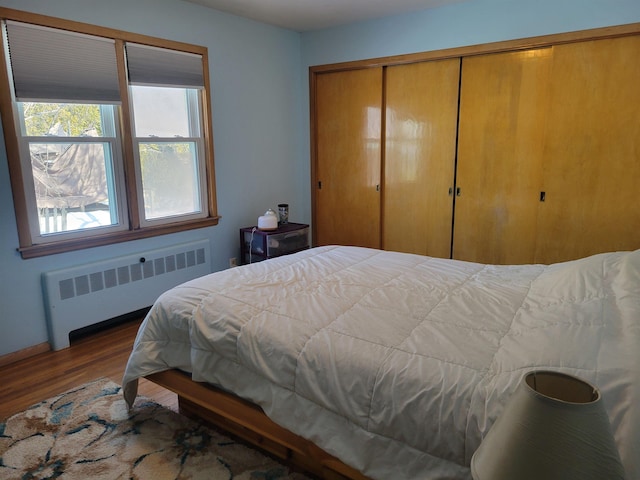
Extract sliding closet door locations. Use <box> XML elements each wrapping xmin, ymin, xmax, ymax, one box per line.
<box><xmin>313</xmin><ymin>68</ymin><xmax>382</xmax><ymax>248</ymax></box>
<box><xmin>453</xmin><ymin>48</ymin><xmax>553</xmax><ymax>264</ymax></box>
<box><xmin>384</xmin><ymin>59</ymin><xmax>460</xmax><ymax>258</ymax></box>
<box><xmin>535</xmin><ymin>35</ymin><xmax>640</xmax><ymax>263</ymax></box>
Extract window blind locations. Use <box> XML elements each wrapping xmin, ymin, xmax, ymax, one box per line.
<box><xmin>125</xmin><ymin>43</ymin><xmax>204</xmax><ymax>89</ymax></box>
<box><xmin>4</xmin><ymin>20</ymin><xmax>120</xmax><ymax>103</ymax></box>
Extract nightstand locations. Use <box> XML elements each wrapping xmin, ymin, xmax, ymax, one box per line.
<box><xmin>240</xmin><ymin>223</ymin><xmax>310</xmax><ymax>264</ymax></box>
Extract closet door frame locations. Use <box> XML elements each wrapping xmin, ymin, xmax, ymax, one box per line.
<box><xmin>310</xmin><ymin>22</ymin><xmax>640</xmax><ymax>252</ymax></box>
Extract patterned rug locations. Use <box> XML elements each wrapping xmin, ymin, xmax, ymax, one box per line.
<box><xmin>0</xmin><ymin>378</ymin><xmax>311</xmax><ymax>479</ymax></box>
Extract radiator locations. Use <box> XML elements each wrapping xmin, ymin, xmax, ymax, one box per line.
<box><xmin>42</xmin><ymin>239</ymin><xmax>211</xmax><ymax>350</ymax></box>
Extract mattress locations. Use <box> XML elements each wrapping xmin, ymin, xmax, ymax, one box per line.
<box><xmin>123</xmin><ymin>245</ymin><xmax>639</xmax><ymax>479</ymax></box>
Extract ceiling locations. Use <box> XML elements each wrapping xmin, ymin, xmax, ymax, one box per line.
<box><xmin>182</xmin><ymin>0</ymin><xmax>468</xmax><ymax>32</ymax></box>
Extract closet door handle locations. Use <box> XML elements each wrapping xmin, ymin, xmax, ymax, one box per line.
<box><xmin>448</xmin><ymin>187</ymin><xmax>453</xmax><ymax>196</ymax></box>
<box><xmin>456</xmin><ymin>187</ymin><xmax>461</xmax><ymax>196</ymax></box>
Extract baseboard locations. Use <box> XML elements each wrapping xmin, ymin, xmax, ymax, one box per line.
<box><xmin>0</xmin><ymin>342</ymin><xmax>50</xmax><ymax>368</ymax></box>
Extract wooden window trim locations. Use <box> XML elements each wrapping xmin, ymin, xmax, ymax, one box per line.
<box><xmin>0</xmin><ymin>7</ymin><xmax>219</xmax><ymax>259</ymax></box>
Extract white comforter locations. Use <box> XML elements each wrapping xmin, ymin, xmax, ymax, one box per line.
<box><xmin>123</xmin><ymin>246</ymin><xmax>639</xmax><ymax>480</ymax></box>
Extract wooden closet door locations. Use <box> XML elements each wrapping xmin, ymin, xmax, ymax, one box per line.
<box><xmin>313</xmin><ymin>68</ymin><xmax>382</xmax><ymax>248</ymax></box>
<box><xmin>384</xmin><ymin>59</ymin><xmax>460</xmax><ymax>258</ymax></box>
<box><xmin>453</xmin><ymin>48</ymin><xmax>553</xmax><ymax>264</ymax></box>
<box><xmin>535</xmin><ymin>35</ymin><xmax>640</xmax><ymax>263</ymax></box>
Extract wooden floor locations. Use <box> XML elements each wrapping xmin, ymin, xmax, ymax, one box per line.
<box><xmin>0</xmin><ymin>318</ymin><xmax>365</xmax><ymax>480</ymax></box>
<box><xmin>0</xmin><ymin>318</ymin><xmax>177</xmax><ymax>420</ymax></box>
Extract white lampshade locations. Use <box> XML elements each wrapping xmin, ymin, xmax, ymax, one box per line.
<box><xmin>471</xmin><ymin>370</ymin><xmax>625</xmax><ymax>480</ymax></box>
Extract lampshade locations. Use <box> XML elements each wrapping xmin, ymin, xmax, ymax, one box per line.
<box><xmin>471</xmin><ymin>370</ymin><xmax>625</xmax><ymax>480</ymax></box>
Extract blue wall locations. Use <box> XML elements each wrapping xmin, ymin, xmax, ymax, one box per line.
<box><xmin>302</xmin><ymin>0</ymin><xmax>640</xmax><ymax>65</ymax></box>
<box><xmin>0</xmin><ymin>0</ymin><xmax>304</xmax><ymax>356</ymax></box>
<box><xmin>298</xmin><ymin>0</ymin><xmax>640</xmax><ymax>190</ymax></box>
<box><xmin>1</xmin><ymin>0</ymin><xmax>639</xmax><ymax>357</ymax></box>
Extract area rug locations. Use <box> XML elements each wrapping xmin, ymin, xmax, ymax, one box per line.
<box><xmin>0</xmin><ymin>378</ymin><xmax>311</xmax><ymax>479</ymax></box>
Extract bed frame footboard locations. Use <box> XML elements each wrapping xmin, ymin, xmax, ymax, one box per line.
<box><xmin>146</xmin><ymin>370</ymin><xmax>371</xmax><ymax>480</ymax></box>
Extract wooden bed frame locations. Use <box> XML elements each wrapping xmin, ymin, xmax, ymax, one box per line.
<box><xmin>147</xmin><ymin>369</ymin><xmax>371</xmax><ymax>480</ymax></box>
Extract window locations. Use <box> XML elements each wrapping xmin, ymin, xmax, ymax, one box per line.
<box><xmin>131</xmin><ymin>86</ymin><xmax>205</xmax><ymax>222</ymax></box>
<box><xmin>0</xmin><ymin>9</ymin><xmax>218</xmax><ymax>258</ymax></box>
<box><xmin>17</xmin><ymin>102</ymin><xmax>126</xmax><ymax>238</ymax></box>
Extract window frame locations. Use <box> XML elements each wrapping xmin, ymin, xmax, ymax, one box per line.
<box><xmin>0</xmin><ymin>7</ymin><xmax>219</xmax><ymax>259</ymax></box>
<box><xmin>129</xmin><ymin>86</ymin><xmax>208</xmax><ymax>227</ymax></box>
<box><xmin>17</xmin><ymin>103</ymin><xmax>130</xmax><ymax>242</ymax></box>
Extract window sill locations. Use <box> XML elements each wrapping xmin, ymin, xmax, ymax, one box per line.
<box><xmin>17</xmin><ymin>216</ymin><xmax>221</xmax><ymax>259</ymax></box>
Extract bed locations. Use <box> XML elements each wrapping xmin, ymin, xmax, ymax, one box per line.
<box><xmin>122</xmin><ymin>245</ymin><xmax>639</xmax><ymax>480</ymax></box>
